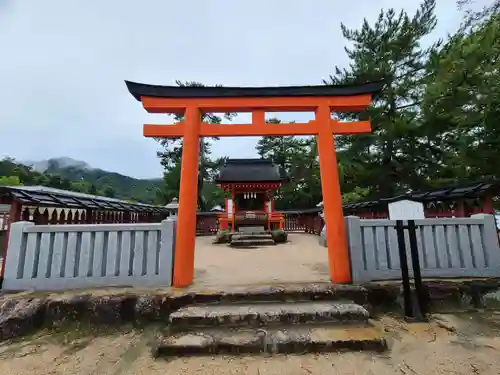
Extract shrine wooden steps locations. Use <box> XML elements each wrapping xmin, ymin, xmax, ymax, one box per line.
<box><xmin>151</xmin><ymin>295</ymin><xmax>388</xmax><ymax>358</ymax></box>
<box><xmin>230</xmin><ymin>232</ymin><xmax>275</xmax><ymax>247</ymax></box>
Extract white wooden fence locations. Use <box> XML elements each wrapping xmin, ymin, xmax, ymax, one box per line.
<box><xmin>345</xmin><ymin>214</ymin><xmax>500</xmax><ymax>282</ymax></box>
<box><xmin>2</xmin><ymin>219</ymin><xmax>176</xmax><ymax>291</ymax></box>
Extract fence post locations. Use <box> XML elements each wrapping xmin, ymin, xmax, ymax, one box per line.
<box><xmin>344</xmin><ymin>216</ymin><xmax>366</xmax><ymax>283</ymax></box>
<box><xmin>407</xmin><ymin>220</ymin><xmax>427</xmax><ymax>319</ymax></box>
<box><xmin>1</xmin><ymin>221</ymin><xmax>34</xmax><ymax>289</ymax></box>
<box><xmin>396</xmin><ymin>220</ymin><xmax>413</xmax><ymax>319</ymax></box>
<box><xmin>158</xmin><ymin>218</ymin><xmax>176</xmax><ymax>286</ymax></box>
<box><xmin>471</xmin><ymin>214</ymin><xmax>500</xmax><ymax>265</ymax></box>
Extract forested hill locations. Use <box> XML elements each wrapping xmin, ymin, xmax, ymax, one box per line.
<box><xmin>0</xmin><ymin>157</ymin><xmax>162</xmax><ymax>204</ymax></box>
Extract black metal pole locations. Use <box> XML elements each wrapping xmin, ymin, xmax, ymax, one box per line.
<box><xmin>407</xmin><ymin>220</ymin><xmax>427</xmax><ymax>319</ymax></box>
<box><xmin>396</xmin><ymin>220</ymin><xmax>413</xmax><ymax>318</ymax></box>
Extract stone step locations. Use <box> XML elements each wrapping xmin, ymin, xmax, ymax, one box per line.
<box><xmin>232</xmin><ymin>233</ymin><xmax>274</xmax><ymax>240</ymax></box>
<box><xmin>152</xmin><ymin>323</ymin><xmax>387</xmax><ymax>358</ymax></box>
<box><xmin>230</xmin><ymin>239</ymin><xmax>275</xmax><ymax>247</ymax></box>
<box><xmin>182</xmin><ymin>283</ymin><xmax>368</xmax><ymax>306</ymax></box>
<box><xmin>169</xmin><ymin>301</ymin><xmax>369</xmax><ymax>331</ymax></box>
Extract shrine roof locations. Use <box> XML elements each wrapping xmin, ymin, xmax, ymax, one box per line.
<box><xmin>215</xmin><ymin>159</ymin><xmax>288</xmax><ymax>183</ymax></box>
<box><xmin>125</xmin><ymin>80</ymin><xmax>384</xmax><ymax>101</ymax></box>
<box><xmin>343</xmin><ymin>180</ymin><xmax>500</xmax><ymax>209</ymax></box>
<box><xmin>0</xmin><ymin>185</ymin><xmax>168</xmax><ymax>213</ymax></box>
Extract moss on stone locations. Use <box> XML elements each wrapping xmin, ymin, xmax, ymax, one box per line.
<box><xmin>213</xmin><ymin>230</ymin><xmax>234</xmax><ymax>244</ymax></box>
<box><xmin>271</xmin><ymin>229</ymin><xmax>288</xmax><ymax>243</ymax></box>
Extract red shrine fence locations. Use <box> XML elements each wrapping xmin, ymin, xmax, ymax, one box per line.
<box><xmin>196</xmin><ymin>211</ymin><xmax>324</xmax><ymax>235</ymax></box>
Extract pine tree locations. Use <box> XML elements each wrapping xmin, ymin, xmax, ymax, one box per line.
<box><xmin>324</xmin><ymin>0</ymin><xmax>439</xmax><ymax>197</ymax></box>
<box><xmin>156</xmin><ymin>81</ymin><xmax>234</xmax><ymax>209</ymax></box>
<box><xmin>422</xmin><ymin>1</ymin><xmax>500</xmax><ymax>182</ymax></box>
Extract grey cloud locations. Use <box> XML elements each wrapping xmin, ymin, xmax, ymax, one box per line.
<box><xmin>0</xmin><ymin>0</ymin><xmax>472</xmax><ymax>178</ymax></box>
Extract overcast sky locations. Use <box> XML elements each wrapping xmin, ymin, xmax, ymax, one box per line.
<box><xmin>0</xmin><ymin>0</ymin><xmax>486</xmax><ymax>179</ymax></box>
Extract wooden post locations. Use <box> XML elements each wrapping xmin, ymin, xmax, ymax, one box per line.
<box><xmin>316</xmin><ymin>105</ymin><xmax>351</xmax><ymax>283</ymax></box>
<box><xmin>455</xmin><ymin>200</ymin><xmax>465</xmax><ymax>217</ymax></box>
<box><xmin>173</xmin><ymin>106</ymin><xmax>201</xmax><ymax>287</ymax></box>
<box><xmin>232</xmin><ymin>187</ymin><xmax>236</xmax><ymax>231</ymax></box>
<box><xmin>481</xmin><ymin>195</ymin><xmax>494</xmax><ymax>215</ymax></box>
<box><xmin>1</xmin><ymin>200</ymin><xmax>22</xmax><ymax>280</ymax></box>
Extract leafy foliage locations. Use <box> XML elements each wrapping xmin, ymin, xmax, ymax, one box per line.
<box><xmin>324</xmin><ymin>0</ymin><xmax>440</xmax><ymax>197</ymax></box>
<box><xmin>0</xmin><ymin>157</ymin><xmax>162</xmax><ymax>203</ymax></box>
<box><xmin>256</xmin><ymin>119</ymin><xmax>322</xmax><ymax>209</ymax></box>
<box><xmin>155</xmin><ymin>81</ymin><xmax>233</xmax><ymax>210</ymax></box>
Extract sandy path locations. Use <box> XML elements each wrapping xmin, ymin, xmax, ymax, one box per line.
<box><xmin>193</xmin><ymin>234</ymin><xmax>330</xmax><ymax>288</ymax></box>
<box><xmin>2</xmin><ymin>313</ymin><xmax>500</xmax><ymax>374</ymax></box>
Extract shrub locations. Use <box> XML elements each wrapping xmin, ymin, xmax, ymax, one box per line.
<box><xmin>271</xmin><ymin>229</ymin><xmax>288</xmax><ymax>243</ymax></box>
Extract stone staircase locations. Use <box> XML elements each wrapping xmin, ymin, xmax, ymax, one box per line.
<box><xmin>230</xmin><ymin>232</ymin><xmax>275</xmax><ymax>247</ymax></box>
<box><xmin>152</xmin><ymin>293</ymin><xmax>388</xmax><ymax>358</ymax></box>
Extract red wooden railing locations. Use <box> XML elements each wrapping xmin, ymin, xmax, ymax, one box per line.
<box><xmin>9</xmin><ymin>207</ymin><xmax>166</xmax><ymax>225</ymax></box>
<box><xmin>2</xmin><ymin>207</ymin><xmax>323</xmax><ymax>236</ymax></box>
<box><xmin>195</xmin><ymin>211</ymin><xmax>324</xmax><ymax>235</ymax></box>
<box><xmin>196</xmin><ymin>213</ymin><xmax>219</xmax><ymax>235</ymax></box>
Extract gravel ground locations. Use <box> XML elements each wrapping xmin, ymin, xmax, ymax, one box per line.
<box><xmin>193</xmin><ymin>234</ymin><xmax>330</xmax><ymax>288</ymax></box>
<box><xmin>1</xmin><ymin>313</ymin><xmax>500</xmax><ymax>374</ymax></box>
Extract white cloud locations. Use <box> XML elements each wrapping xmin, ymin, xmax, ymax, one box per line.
<box><xmin>0</xmin><ymin>0</ymin><xmax>477</xmax><ymax>178</ymax></box>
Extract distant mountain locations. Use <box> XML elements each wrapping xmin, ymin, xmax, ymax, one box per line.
<box><xmin>22</xmin><ymin>157</ymin><xmax>92</xmax><ymax>173</ymax></box>
<box><xmin>18</xmin><ymin>157</ymin><xmax>163</xmax><ymax>204</ymax></box>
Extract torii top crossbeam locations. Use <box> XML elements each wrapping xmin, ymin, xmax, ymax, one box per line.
<box><xmin>126</xmin><ymin>80</ymin><xmax>383</xmax><ymax>288</ymax></box>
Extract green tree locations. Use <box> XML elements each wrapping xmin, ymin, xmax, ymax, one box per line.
<box><xmin>89</xmin><ymin>184</ymin><xmax>98</xmax><ymax>195</ymax></box>
<box><xmin>102</xmin><ymin>185</ymin><xmax>116</xmax><ymax>198</ymax></box>
<box><xmin>0</xmin><ymin>175</ymin><xmax>23</xmax><ymax>186</ymax></box>
<box><xmin>422</xmin><ymin>1</ymin><xmax>500</xmax><ymax>182</ymax></box>
<box><xmin>256</xmin><ymin>119</ymin><xmax>324</xmax><ymax>209</ymax></box>
<box><xmin>0</xmin><ymin>157</ymin><xmax>161</xmax><ymax>204</ymax></box>
<box><xmin>324</xmin><ymin>0</ymin><xmax>439</xmax><ymax>198</ymax></box>
<box><xmin>342</xmin><ymin>186</ymin><xmax>371</xmax><ymax>204</ymax></box>
<box><xmin>156</xmin><ymin>81</ymin><xmax>234</xmax><ymax>210</ymax></box>
<box><xmin>70</xmin><ymin>180</ymin><xmax>90</xmax><ymax>193</ymax></box>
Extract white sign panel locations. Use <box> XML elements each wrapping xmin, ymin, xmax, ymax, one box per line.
<box><xmin>227</xmin><ymin>199</ymin><xmax>233</xmax><ymax>218</ymax></box>
<box><xmin>388</xmin><ymin>200</ymin><xmax>425</xmax><ymax>220</ymax></box>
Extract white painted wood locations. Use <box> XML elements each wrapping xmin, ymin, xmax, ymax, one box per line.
<box><xmin>388</xmin><ymin>200</ymin><xmax>425</xmax><ymax>220</ymax></box>
<box><xmin>227</xmin><ymin>199</ymin><xmax>233</xmax><ymax>218</ymax></box>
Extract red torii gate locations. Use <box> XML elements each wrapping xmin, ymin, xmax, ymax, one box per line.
<box><xmin>126</xmin><ymin>81</ymin><xmax>383</xmax><ymax>287</ymax></box>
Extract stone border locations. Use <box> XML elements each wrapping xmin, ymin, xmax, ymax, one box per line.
<box><xmin>364</xmin><ymin>278</ymin><xmax>500</xmax><ymax>313</ymax></box>
<box><xmin>1</xmin><ymin>279</ymin><xmax>500</xmax><ymax>342</ymax></box>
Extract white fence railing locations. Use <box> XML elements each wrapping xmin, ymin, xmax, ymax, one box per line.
<box><xmin>345</xmin><ymin>214</ymin><xmax>500</xmax><ymax>282</ymax></box>
<box><xmin>2</xmin><ymin>219</ymin><xmax>176</xmax><ymax>291</ymax></box>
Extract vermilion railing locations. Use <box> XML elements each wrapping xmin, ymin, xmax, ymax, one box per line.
<box><xmin>195</xmin><ymin>211</ymin><xmax>324</xmax><ymax>235</ymax></box>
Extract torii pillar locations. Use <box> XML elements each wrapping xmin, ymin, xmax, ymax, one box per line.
<box><xmin>125</xmin><ymin>80</ymin><xmax>383</xmax><ymax>287</ymax></box>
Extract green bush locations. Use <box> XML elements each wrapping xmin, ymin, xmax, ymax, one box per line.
<box><xmin>271</xmin><ymin>229</ymin><xmax>288</xmax><ymax>243</ymax></box>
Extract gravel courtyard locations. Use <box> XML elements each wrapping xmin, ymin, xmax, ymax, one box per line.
<box><xmin>193</xmin><ymin>233</ymin><xmax>331</xmax><ymax>288</ymax></box>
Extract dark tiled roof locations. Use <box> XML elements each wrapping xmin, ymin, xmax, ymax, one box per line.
<box><xmin>0</xmin><ymin>185</ymin><xmax>168</xmax><ymax>213</ymax></box>
<box><xmin>343</xmin><ymin>180</ymin><xmax>500</xmax><ymax>210</ymax></box>
<box><xmin>125</xmin><ymin>80</ymin><xmax>385</xmax><ymax>101</ymax></box>
<box><xmin>215</xmin><ymin>159</ymin><xmax>289</xmax><ymax>183</ymax></box>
